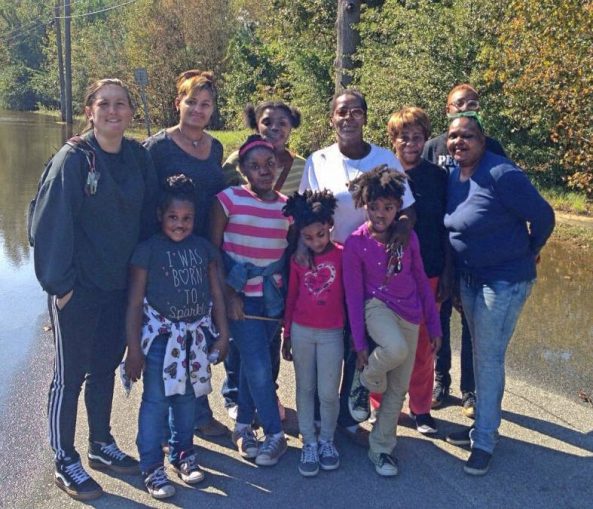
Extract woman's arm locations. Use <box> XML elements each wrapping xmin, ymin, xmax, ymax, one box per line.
<box><xmin>124</xmin><ymin>265</ymin><xmax>148</xmax><ymax>381</ymax></box>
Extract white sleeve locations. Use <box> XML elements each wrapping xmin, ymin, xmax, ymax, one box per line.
<box><xmin>299</xmin><ymin>154</ymin><xmax>319</xmax><ymax>192</ymax></box>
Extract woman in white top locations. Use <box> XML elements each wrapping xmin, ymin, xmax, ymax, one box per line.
<box><xmin>298</xmin><ymin>88</ymin><xmax>416</xmax><ymax>445</ymax></box>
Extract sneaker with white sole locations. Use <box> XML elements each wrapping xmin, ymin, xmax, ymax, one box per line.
<box><xmin>255</xmin><ymin>434</ymin><xmax>287</xmax><ymax>466</ymax></box>
<box><xmin>298</xmin><ymin>442</ymin><xmax>319</xmax><ymax>477</ymax></box>
<box><xmin>232</xmin><ymin>426</ymin><xmax>259</xmax><ymax>459</ymax></box>
<box><xmin>409</xmin><ymin>412</ymin><xmax>438</xmax><ymax>435</ymax></box>
<box><xmin>446</xmin><ymin>426</ymin><xmax>473</xmax><ymax>446</ymax></box>
<box><xmin>369</xmin><ymin>450</ymin><xmax>399</xmax><ymax>477</ymax></box>
<box><xmin>88</xmin><ymin>440</ymin><xmax>139</xmax><ymax>474</ymax></box>
<box><xmin>55</xmin><ymin>457</ymin><xmax>103</xmax><ymax>501</ymax></box>
<box><xmin>464</xmin><ymin>448</ymin><xmax>492</xmax><ymax>476</ymax></box>
<box><xmin>171</xmin><ymin>450</ymin><xmax>205</xmax><ymax>484</ymax></box>
<box><xmin>318</xmin><ymin>440</ymin><xmax>340</xmax><ymax>471</ymax></box>
<box><xmin>143</xmin><ymin>465</ymin><xmax>175</xmax><ymax>499</ymax></box>
<box><xmin>461</xmin><ymin>392</ymin><xmax>476</xmax><ymax>419</ymax></box>
<box><xmin>348</xmin><ymin>370</ymin><xmax>370</xmax><ymax>422</ymax></box>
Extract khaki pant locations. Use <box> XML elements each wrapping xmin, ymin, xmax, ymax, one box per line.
<box><xmin>364</xmin><ymin>298</ymin><xmax>419</xmax><ymax>455</ymax></box>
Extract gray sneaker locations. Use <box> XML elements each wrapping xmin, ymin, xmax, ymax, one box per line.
<box><xmin>318</xmin><ymin>440</ymin><xmax>340</xmax><ymax>471</ymax></box>
<box><xmin>298</xmin><ymin>442</ymin><xmax>319</xmax><ymax>477</ymax></box>
<box><xmin>232</xmin><ymin>427</ymin><xmax>259</xmax><ymax>459</ymax></box>
<box><xmin>255</xmin><ymin>434</ymin><xmax>287</xmax><ymax>466</ymax></box>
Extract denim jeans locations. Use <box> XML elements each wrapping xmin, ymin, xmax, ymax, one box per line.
<box><xmin>435</xmin><ymin>298</ymin><xmax>475</xmax><ymax>394</ymax></box>
<box><xmin>230</xmin><ymin>296</ymin><xmax>282</xmax><ymax>435</ymax></box>
<box><xmin>221</xmin><ymin>329</ymin><xmax>281</xmax><ymax>408</ymax></box>
<box><xmin>460</xmin><ymin>278</ymin><xmax>534</xmax><ymax>454</ymax></box>
<box><xmin>137</xmin><ymin>336</ymin><xmax>195</xmax><ymax>472</ymax></box>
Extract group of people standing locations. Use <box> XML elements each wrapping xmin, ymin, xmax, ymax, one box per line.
<box><xmin>29</xmin><ymin>71</ymin><xmax>554</xmax><ymax>502</ymax></box>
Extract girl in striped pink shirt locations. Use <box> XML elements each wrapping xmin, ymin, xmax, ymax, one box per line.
<box><xmin>210</xmin><ymin>134</ymin><xmax>290</xmax><ymax>467</ymax></box>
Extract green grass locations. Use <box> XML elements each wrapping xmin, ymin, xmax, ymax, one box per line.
<box><xmin>539</xmin><ymin>187</ymin><xmax>591</xmax><ymax>216</ymax></box>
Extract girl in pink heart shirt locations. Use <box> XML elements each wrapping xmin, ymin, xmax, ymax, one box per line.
<box><xmin>282</xmin><ymin>190</ymin><xmax>345</xmax><ymax>477</ymax></box>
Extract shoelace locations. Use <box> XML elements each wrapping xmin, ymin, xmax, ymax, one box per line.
<box><xmin>259</xmin><ymin>435</ymin><xmax>282</xmax><ymax>455</ymax></box>
<box><xmin>351</xmin><ymin>385</ymin><xmax>369</xmax><ymax>410</ymax></box>
<box><xmin>240</xmin><ymin>428</ymin><xmax>256</xmax><ymax>444</ymax></box>
<box><xmin>101</xmin><ymin>442</ymin><xmax>126</xmax><ymax>461</ymax></box>
<box><xmin>181</xmin><ymin>453</ymin><xmax>198</xmax><ymax>472</ymax></box>
<box><xmin>318</xmin><ymin>441</ymin><xmax>338</xmax><ymax>459</ymax></box>
<box><xmin>64</xmin><ymin>461</ymin><xmax>90</xmax><ymax>484</ymax></box>
<box><xmin>147</xmin><ymin>466</ymin><xmax>169</xmax><ymax>489</ymax></box>
<box><xmin>379</xmin><ymin>453</ymin><xmax>396</xmax><ymax>467</ymax></box>
<box><xmin>301</xmin><ymin>444</ymin><xmax>318</xmax><ymax>463</ymax></box>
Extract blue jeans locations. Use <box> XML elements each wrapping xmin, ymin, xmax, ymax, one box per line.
<box><xmin>230</xmin><ymin>296</ymin><xmax>282</xmax><ymax>435</ymax></box>
<box><xmin>137</xmin><ymin>336</ymin><xmax>196</xmax><ymax>472</ymax></box>
<box><xmin>460</xmin><ymin>278</ymin><xmax>534</xmax><ymax>454</ymax></box>
<box><xmin>221</xmin><ymin>330</ymin><xmax>281</xmax><ymax>408</ymax></box>
<box><xmin>435</xmin><ymin>298</ymin><xmax>475</xmax><ymax>394</ymax></box>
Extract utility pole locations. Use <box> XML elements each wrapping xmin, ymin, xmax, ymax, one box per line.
<box><xmin>64</xmin><ymin>0</ymin><xmax>73</xmax><ymax>124</ymax></box>
<box><xmin>335</xmin><ymin>0</ymin><xmax>361</xmax><ymax>94</ymax></box>
<box><xmin>54</xmin><ymin>0</ymin><xmax>66</xmax><ymax>121</ymax></box>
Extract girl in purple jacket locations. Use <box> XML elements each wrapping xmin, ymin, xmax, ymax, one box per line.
<box><xmin>343</xmin><ymin>165</ymin><xmax>441</xmax><ymax>477</ymax></box>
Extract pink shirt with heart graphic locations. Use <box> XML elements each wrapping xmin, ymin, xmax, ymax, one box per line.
<box><xmin>284</xmin><ymin>244</ymin><xmax>345</xmax><ymax>336</ymax></box>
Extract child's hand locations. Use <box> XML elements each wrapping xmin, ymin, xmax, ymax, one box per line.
<box><xmin>282</xmin><ymin>338</ymin><xmax>293</xmax><ymax>361</ymax></box>
<box><xmin>356</xmin><ymin>349</ymin><xmax>369</xmax><ymax>370</ymax></box>
<box><xmin>430</xmin><ymin>336</ymin><xmax>442</xmax><ymax>355</ymax></box>
<box><xmin>211</xmin><ymin>336</ymin><xmax>229</xmax><ymax>364</ymax></box>
<box><xmin>125</xmin><ymin>348</ymin><xmax>145</xmax><ymax>382</ymax></box>
<box><xmin>226</xmin><ymin>293</ymin><xmax>244</xmax><ymax>320</ymax></box>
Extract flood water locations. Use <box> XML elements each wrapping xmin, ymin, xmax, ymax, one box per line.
<box><xmin>0</xmin><ymin>110</ymin><xmax>591</xmax><ymax>405</ymax></box>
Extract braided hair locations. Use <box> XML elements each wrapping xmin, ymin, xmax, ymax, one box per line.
<box><xmin>158</xmin><ymin>173</ymin><xmax>195</xmax><ymax>213</ymax></box>
<box><xmin>348</xmin><ymin>164</ymin><xmax>407</xmax><ymax>209</ymax></box>
<box><xmin>283</xmin><ymin>189</ymin><xmax>337</xmax><ymax>231</ymax></box>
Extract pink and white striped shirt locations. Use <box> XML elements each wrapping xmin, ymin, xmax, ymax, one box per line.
<box><xmin>217</xmin><ymin>185</ymin><xmax>290</xmax><ymax>296</ymax></box>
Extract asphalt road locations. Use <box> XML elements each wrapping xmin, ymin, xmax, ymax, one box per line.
<box><xmin>1</xmin><ymin>312</ymin><xmax>592</xmax><ymax>509</ymax></box>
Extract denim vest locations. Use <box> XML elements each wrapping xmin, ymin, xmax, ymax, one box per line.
<box><xmin>223</xmin><ymin>252</ymin><xmax>286</xmax><ymax>317</ymax></box>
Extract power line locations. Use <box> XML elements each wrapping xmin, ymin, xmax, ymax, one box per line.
<box><xmin>0</xmin><ymin>0</ymin><xmax>139</xmax><ymax>44</ymax></box>
<box><xmin>55</xmin><ymin>0</ymin><xmax>139</xmax><ymax>19</ymax></box>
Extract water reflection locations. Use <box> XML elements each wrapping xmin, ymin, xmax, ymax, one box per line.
<box><xmin>0</xmin><ymin>111</ymin><xmax>69</xmax><ymax>266</ymax></box>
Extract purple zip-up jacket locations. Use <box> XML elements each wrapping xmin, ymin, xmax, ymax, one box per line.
<box><xmin>343</xmin><ymin>224</ymin><xmax>442</xmax><ymax>352</ymax></box>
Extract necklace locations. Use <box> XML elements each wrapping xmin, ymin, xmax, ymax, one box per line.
<box><xmin>177</xmin><ymin>125</ymin><xmax>205</xmax><ymax>148</ymax></box>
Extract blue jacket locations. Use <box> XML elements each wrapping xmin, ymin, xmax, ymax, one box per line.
<box><xmin>444</xmin><ymin>151</ymin><xmax>555</xmax><ymax>283</ymax></box>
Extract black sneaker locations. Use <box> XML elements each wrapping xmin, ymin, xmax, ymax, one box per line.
<box><xmin>171</xmin><ymin>450</ymin><xmax>205</xmax><ymax>484</ymax></box>
<box><xmin>446</xmin><ymin>426</ymin><xmax>473</xmax><ymax>446</ymax></box>
<box><xmin>461</xmin><ymin>392</ymin><xmax>476</xmax><ymax>419</ymax></box>
<box><xmin>348</xmin><ymin>370</ymin><xmax>370</xmax><ymax>422</ymax></box>
<box><xmin>431</xmin><ymin>382</ymin><xmax>450</xmax><ymax>408</ymax></box>
<box><xmin>143</xmin><ymin>465</ymin><xmax>175</xmax><ymax>499</ymax></box>
<box><xmin>88</xmin><ymin>440</ymin><xmax>140</xmax><ymax>474</ymax></box>
<box><xmin>464</xmin><ymin>448</ymin><xmax>492</xmax><ymax>476</ymax></box>
<box><xmin>55</xmin><ymin>457</ymin><xmax>103</xmax><ymax>501</ymax></box>
<box><xmin>409</xmin><ymin>412</ymin><xmax>438</xmax><ymax>434</ymax></box>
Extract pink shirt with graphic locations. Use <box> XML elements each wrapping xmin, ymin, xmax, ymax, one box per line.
<box><xmin>284</xmin><ymin>243</ymin><xmax>345</xmax><ymax>336</ymax></box>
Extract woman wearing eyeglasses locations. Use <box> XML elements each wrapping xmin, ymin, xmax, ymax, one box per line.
<box><xmin>298</xmin><ymin>89</ymin><xmax>416</xmax><ymax>447</ymax></box>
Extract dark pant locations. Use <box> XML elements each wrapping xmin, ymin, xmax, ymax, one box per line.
<box><xmin>222</xmin><ymin>328</ymin><xmax>281</xmax><ymax>408</ymax></box>
<box><xmin>434</xmin><ymin>298</ymin><xmax>475</xmax><ymax>394</ymax></box>
<box><xmin>48</xmin><ymin>287</ymin><xmax>127</xmax><ymax>462</ymax></box>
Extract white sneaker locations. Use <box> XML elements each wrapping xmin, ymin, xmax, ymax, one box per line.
<box><xmin>227</xmin><ymin>404</ymin><xmax>238</xmax><ymax>421</ymax></box>
<box><xmin>171</xmin><ymin>451</ymin><xmax>204</xmax><ymax>485</ymax></box>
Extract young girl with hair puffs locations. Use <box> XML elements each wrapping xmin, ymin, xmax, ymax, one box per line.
<box><xmin>282</xmin><ymin>190</ymin><xmax>345</xmax><ymax>477</ymax></box>
<box><xmin>343</xmin><ymin>165</ymin><xmax>441</xmax><ymax>477</ymax></box>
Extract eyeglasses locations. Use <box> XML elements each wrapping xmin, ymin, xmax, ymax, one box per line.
<box><xmin>334</xmin><ymin>107</ymin><xmax>365</xmax><ymax>120</ymax></box>
<box><xmin>448</xmin><ymin>98</ymin><xmax>480</xmax><ymax>110</ymax></box>
<box><xmin>395</xmin><ymin>134</ymin><xmax>426</xmax><ymax>145</ymax></box>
